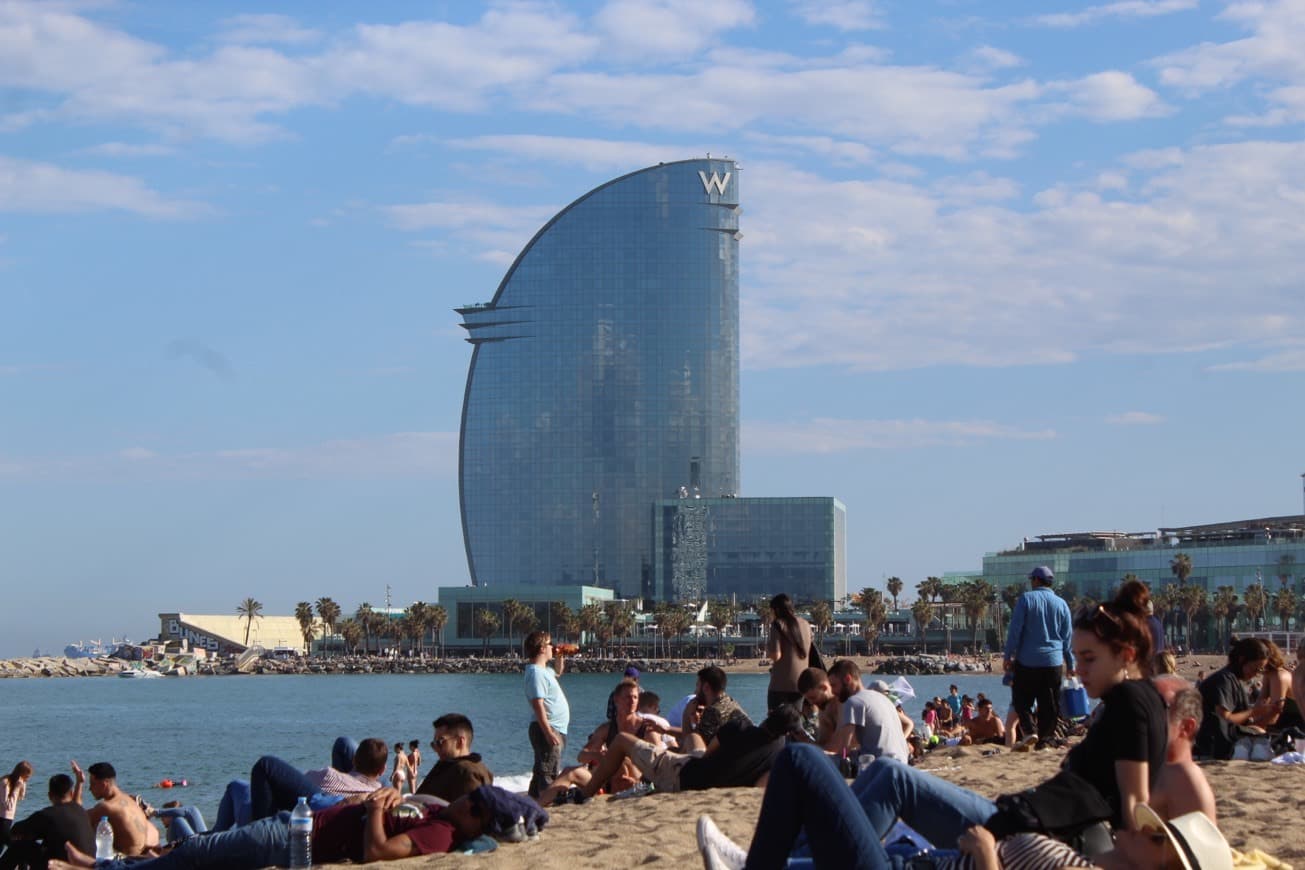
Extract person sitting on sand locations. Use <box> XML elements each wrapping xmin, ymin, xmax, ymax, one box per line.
<box><xmin>683</xmin><ymin>667</ymin><xmax>752</xmax><ymax>745</ymax></box>
<box><xmin>547</xmin><ymin>705</ymin><xmax>805</xmax><ymax>806</ymax></box>
<box><xmin>826</xmin><ymin>661</ymin><xmax>910</xmax><ymax>763</ymax></box>
<box><xmin>1195</xmin><ymin>637</ymin><xmax>1269</xmax><ymax>760</ymax></box>
<box><xmin>636</xmin><ymin>690</ymin><xmax>679</xmax><ymax>748</ymax></box>
<box><xmin>696</xmin><ymin>743</ymin><xmax>1233</xmax><ymax>870</ymax></box>
<box><xmin>70</xmin><ymin>761</ymin><xmax>159</xmax><ymax>857</ymax></box>
<box><xmin>959</xmin><ymin>697</ymin><xmax>1005</xmax><ymax>746</ymax></box>
<box><xmin>1150</xmin><ymin>676</ymin><xmax>1217</xmax><ymax>823</ymax></box>
<box><xmin>1254</xmin><ymin>640</ymin><xmax>1303</xmax><ymax>732</ymax></box>
<box><xmin>0</xmin><ymin>773</ymin><xmax>93</xmax><ymax>870</ymax></box>
<box><xmin>52</xmin><ymin>787</ymin><xmax>490</xmax><ymax>870</ymax></box>
<box><xmin>415</xmin><ymin>713</ymin><xmax>494</xmax><ymax>803</ymax></box>
<box><xmin>797</xmin><ymin>668</ymin><xmax>841</xmax><ymax>750</ymax></box>
<box><xmin>538</xmin><ymin>678</ymin><xmax>659</xmax><ymax>803</ymax></box>
<box><xmin>933</xmin><ymin>699</ymin><xmax>964</xmax><ymax>740</ymax></box>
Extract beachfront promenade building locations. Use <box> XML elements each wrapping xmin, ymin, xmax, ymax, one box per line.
<box><xmin>450</xmin><ymin>158</ymin><xmax>845</xmax><ymax>614</ymax></box>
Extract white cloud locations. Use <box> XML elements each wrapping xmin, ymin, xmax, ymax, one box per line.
<box><xmin>217</xmin><ymin>14</ymin><xmax>321</xmax><ymax>46</ymax></box>
<box><xmin>1033</xmin><ymin>0</ymin><xmax>1198</xmax><ymax>28</ymax></box>
<box><xmin>0</xmin><ymin>433</ymin><xmax>459</xmax><ymax>480</ymax></box>
<box><xmin>1105</xmin><ymin>411</ymin><xmax>1166</xmax><ymax>425</ymax></box>
<box><xmin>1208</xmin><ymin>347</ymin><xmax>1305</xmax><ymax>372</ymax></box>
<box><xmin>742</xmin><ymin>132</ymin><xmax>876</xmax><ymax>165</ymax></box>
<box><xmin>595</xmin><ymin>0</ymin><xmax>754</xmax><ymax>57</ymax></box>
<box><xmin>744</xmin><ymin>417</ymin><xmax>1056</xmax><ymax>454</ymax></box>
<box><xmin>789</xmin><ymin>0</ymin><xmax>882</xmax><ymax>31</ymax></box>
<box><xmin>80</xmin><ymin>142</ymin><xmax>175</xmax><ymax>158</ymax></box>
<box><xmin>0</xmin><ymin>156</ymin><xmax>206</xmax><ymax>217</ymax></box>
<box><xmin>446</xmin><ymin>134</ymin><xmax>676</xmax><ymax>171</ymax></box>
<box><xmin>1051</xmin><ymin>71</ymin><xmax>1171</xmax><ymax>121</ymax></box>
<box><xmin>969</xmin><ymin>45</ymin><xmax>1025</xmax><ymax>70</ymax></box>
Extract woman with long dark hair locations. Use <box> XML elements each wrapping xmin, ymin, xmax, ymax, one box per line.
<box><xmin>766</xmin><ymin>594</ymin><xmax>815</xmax><ymax>712</ymax></box>
<box><xmin>1</xmin><ymin>760</ymin><xmax>32</xmax><ymax>847</ymax></box>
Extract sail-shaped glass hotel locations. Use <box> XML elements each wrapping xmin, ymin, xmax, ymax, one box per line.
<box><xmin>457</xmin><ymin>159</ymin><xmax>742</xmax><ymax>598</ymax></box>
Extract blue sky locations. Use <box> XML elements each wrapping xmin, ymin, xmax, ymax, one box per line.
<box><xmin>3</xmin><ymin>0</ymin><xmax>1304</xmax><ymax>657</ymax></box>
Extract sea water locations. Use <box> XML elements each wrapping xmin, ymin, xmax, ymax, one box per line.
<box><xmin>0</xmin><ymin>669</ymin><xmax>1003</xmax><ymax>819</ymax></box>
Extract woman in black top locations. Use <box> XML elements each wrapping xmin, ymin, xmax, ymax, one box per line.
<box><xmin>1195</xmin><ymin>637</ymin><xmax>1269</xmax><ymax>759</ymax></box>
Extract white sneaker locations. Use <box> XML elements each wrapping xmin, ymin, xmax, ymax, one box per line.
<box><xmin>697</xmin><ymin>815</ymin><xmax>747</xmax><ymax>870</ymax></box>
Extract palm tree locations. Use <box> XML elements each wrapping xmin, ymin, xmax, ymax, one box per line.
<box><xmin>1243</xmin><ymin>583</ymin><xmax>1268</xmax><ymax>632</ymax></box>
<box><xmin>428</xmin><ymin>605</ymin><xmax>448</xmax><ymax>658</ymax></box>
<box><xmin>355</xmin><ymin>603</ymin><xmax>375</xmax><ymax>654</ymax></box>
<box><xmin>886</xmin><ymin>577</ymin><xmax>903</xmax><ymax>611</ymax></box>
<box><xmin>578</xmin><ymin>604</ymin><xmax>605</xmax><ymax>654</ymax></box>
<box><xmin>1178</xmin><ymin>584</ymin><xmax>1206</xmax><ymax>650</ymax></box>
<box><xmin>999</xmin><ymin>583</ymin><xmax>1023</xmax><ymax>649</ymax></box>
<box><xmin>918</xmin><ymin>577</ymin><xmax>944</xmax><ymax>603</ymax></box>
<box><xmin>236</xmin><ymin>597</ymin><xmax>263</xmax><ymax>647</ymax></box>
<box><xmin>473</xmin><ymin>608</ymin><xmax>501</xmax><ymax>656</ymax></box>
<box><xmin>549</xmin><ymin>602</ymin><xmax>575</xmax><ymax>642</ymax></box>
<box><xmin>808</xmin><ymin>600</ymin><xmax>833</xmax><ymax>657</ymax></box>
<box><xmin>911</xmin><ymin>598</ymin><xmax>934</xmax><ymax>654</ymax></box>
<box><xmin>1274</xmin><ymin>585</ymin><xmax>1297</xmax><ymax>631</ymax></box>
<box><xmin>962</xmin><ymin>579</ymin><xmax>994</xmax><ymax>651</ymax></box>
<box><xmin>407</xmin><ymin>602</ymin><xmax>431</xmax><ymax>655</ymax></box>
<box><xmin>501</xmin><ymin>599</ymin><xmax>527</xmax><ymax>655</ymax></box>
<box><xmin>608</xmin><ymin>602</ymin><xmax>636</xmax><ymax>656</ymax></box>
<box><xmin>1151</xmin><ymin>586</ymin><xmax>1174</xmax><ymax>648</ymax></box>
<box><xmin>294</xmin><ymin>601</ymin><xmax>315</xmax><ymax>654</ymax></box>
<box><xmin>337</xmin><ymin>618</ymin><xmax>363</xmax><ymax>654</ymax></box>
<box><xmin>315</xmin><ymin>597</ymin><xmax>341</xmax><ymax>654</ymax></box>
<box><xmin>669</xmin><ymin>607</ymin><xmax>693</xmax><ymax>658</ymax></box>
<box><xmin>855</xmin><ymin>588</ymin><xmax>887</xmax><ymax>654</ymax></box>
<box><xmin>1170</xmin><ymin>553</ymin><xmax>1193</xmax><ymax>587</ymax></box>
<box><xmin>1211</xmin><ymin>586</ymin><xmax>1238</xmax><ymax>650</ymax></box>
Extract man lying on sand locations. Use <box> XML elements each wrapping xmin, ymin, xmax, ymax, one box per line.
<box><xmin>53</xmin><ymin>787</ymin><xmax>484</xmax><ymax>870</ymax></box>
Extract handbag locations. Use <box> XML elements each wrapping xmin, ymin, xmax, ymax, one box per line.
<box><xmin>983</xmin><ymin>768</ymin><xmax>1113</xmax><ymax>844</ymax></box>
<box><xmin>808</xmin><ymin>642</ymin><xmax>826</xmax><ymax>673</ymax></box>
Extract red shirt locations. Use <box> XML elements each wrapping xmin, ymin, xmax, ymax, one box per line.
<box><xmin>311</xmin><ymin>803</ymin><xmax>458</xmax><ymax>863</ymax></box>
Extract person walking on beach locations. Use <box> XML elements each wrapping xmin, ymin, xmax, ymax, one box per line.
<box><xmin>765</xmin><ymin>594</ymin><xmax>815</xmax><ymax>712</ymax></box>
<box><xmin>1003</xmin><ymin>565</ymin><xmax>1073</xmax><ymax>750</ymax></box>
<box><xmin>1</xmin><ymin>761</ymin><xmax>32</xmax><ymax>849</ymax></box>
<box><xmin>523</xmin><ymin>630</ymin><xmax>569</xmax><ymax>799</ymax></box>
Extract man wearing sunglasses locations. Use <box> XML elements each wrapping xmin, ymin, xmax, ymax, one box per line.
<box><xmin>415</xmin><ymin>714</ymin><xmax>494</xmax><ymax>803</ymax></box>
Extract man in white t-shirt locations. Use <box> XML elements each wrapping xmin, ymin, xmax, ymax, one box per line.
<box><xmin>826</xmin><ymin>660</ymin><xmax>909</xmax><ymax>763</ymax></box>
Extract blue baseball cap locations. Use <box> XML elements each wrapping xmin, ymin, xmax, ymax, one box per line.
<box><xmin>624</xmin><ymin>666</ymin><xmax>640</xmax><ymax>679</ymax></box>
<box><xmin>1029</xmin><ymin>566</ymin><xmax>1054</xmax><ymax>581</ymax></box>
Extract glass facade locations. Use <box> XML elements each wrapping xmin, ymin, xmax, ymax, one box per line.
<box><xmin>651</xmin><ymin>497</ymin><xmax>847</xmax><ymax>604</ymax></box>
<box><xmin>458</xmin><ymin>160</ymin><xmax>741</xmax><ymax>597</ymax></box>
<box><xmin>982</xmin><ymin>516</ymin><xmax>1305</xmax><ymax>608</ymax></box>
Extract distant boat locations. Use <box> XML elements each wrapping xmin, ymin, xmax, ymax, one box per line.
<box><xmin>119</xmin><ymin>665</ymin><xmax>162</xmax><ymax>679</ymax></box>
<box><xmin>65</xmin><ymin>639</ymin><xmax>109</xmax><ymax>659</ymax></box>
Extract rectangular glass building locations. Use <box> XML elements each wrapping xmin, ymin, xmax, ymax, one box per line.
<box><xmin>650</xmin><ymin>497</ymin><xmax>847</xmax><ymax>604</ymax></box>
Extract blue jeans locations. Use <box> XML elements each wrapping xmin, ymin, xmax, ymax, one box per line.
<box><xmin>249</xmin><ymin>756</ymin><xmax>319</xmax><ymax>821</ymax></box>
<box><xmin>97</xmin><ymin>813</ymin><xmax>290</xmax><ymax>870</ymax></box>
<box><xmin>214</xmin><ymin>780</ymin><xmax>250</xmax><ymax>832</ymax></box>
<box><xmin>155</xmin><ymin>806</ymin><xmax>207</xmax><ymax>841</ymax></box>
<box><xmin>848</xmin><ymin>756</ymin><xmax>996</xmax><ymax>847</ymax></box>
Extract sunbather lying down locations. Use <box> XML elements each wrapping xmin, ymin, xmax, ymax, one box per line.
<box><xmin>695</xmin><ymin>743</ymin><xmax>1234</xmax><ymax>870</ymax></box>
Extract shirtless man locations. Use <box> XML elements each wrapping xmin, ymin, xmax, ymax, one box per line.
<box><xmin>1150</xmin><ymin>676</ymin><xmax>1217</xmax><ymax>823</ymax></box>
<box><xmin>71</xmin><ymin>761</ymin><xmax>158</xmax><ymax>856</ymax></box>
<box><xmin>959</xmin><ymin>697</ymin><xmax>1005</xmax><ymax>746</ymax></box>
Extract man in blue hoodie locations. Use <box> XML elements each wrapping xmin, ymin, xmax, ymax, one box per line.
<box><xmin>1004</xmin><ymin>566</ymin><xmax>1073</xmax><ymax>750</ymax></box>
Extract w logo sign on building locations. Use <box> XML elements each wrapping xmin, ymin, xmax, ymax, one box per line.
<box><xmin>699</xmin><ymin>171</ymin><xmax>731</xmax><ymax>196</ymax></box>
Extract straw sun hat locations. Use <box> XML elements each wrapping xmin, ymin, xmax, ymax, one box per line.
<box><xmin>1134</xmin><ymin>805</ymin><xmax>1232</xmax><ymax>870</ymax></box>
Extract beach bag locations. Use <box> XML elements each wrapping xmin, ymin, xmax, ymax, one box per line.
<box><xmin>984</xmin><ymin>768</ymin><xmax>1113</xmax><ymax>852</ymax></box>
<box><xmin>808</xmin><ymin>643</ymin><xmax>826</xmax><ymax>673</ymax></box>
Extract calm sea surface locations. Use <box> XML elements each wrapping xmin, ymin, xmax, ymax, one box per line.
<box><xmin>0</xmin><ymin>670</ymin><xmax>1003</xmax><ymax>820</ymax></box>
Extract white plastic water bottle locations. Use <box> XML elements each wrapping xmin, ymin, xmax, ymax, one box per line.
<box><xmin>94</xmin><ymin>816</ymin><xmax>114</xmax><ymax>860</ymax></box>
<box><xmin>289</xmin><ymin>796</ymin><xmax>312</xmax><ymax>868</ymax></box>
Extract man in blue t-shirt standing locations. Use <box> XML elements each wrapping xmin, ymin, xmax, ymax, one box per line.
<box><xmin>523</xmin><ymin>630</ymin><xmax>570</xmax><ymax>798</ymax></box>
<box><xmin>1003</xmin><ymin>566</ymin><xmax>1074</xmax><ymax>750</ymax></box>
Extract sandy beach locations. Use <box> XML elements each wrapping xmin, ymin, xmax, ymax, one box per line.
<box><xmin>333</xmin><ymin>742</ymin><xmax>1302</xmax><ymax>869</ymax></box>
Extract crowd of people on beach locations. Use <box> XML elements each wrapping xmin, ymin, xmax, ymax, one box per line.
<box><xmin>1</xmin><ymin>579</ymin><xmax>1301</xmax><ymax>869</ymax></box>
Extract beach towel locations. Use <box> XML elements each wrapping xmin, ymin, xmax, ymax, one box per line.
<box><xmin>1231</xmin><ymin>847</ymin><xmax>1294</xmax><ymax>869</ymax></box>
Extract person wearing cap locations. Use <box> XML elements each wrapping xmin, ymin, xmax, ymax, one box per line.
<box><xmin>826</xmin><ymin>661</ymin><xmax>910</xmax><ymax>764</ymax></box>
<box><xmin>1003</xmin><ymin>566</ymin><xmax>1074</xmax><ymax>750</ymax></box>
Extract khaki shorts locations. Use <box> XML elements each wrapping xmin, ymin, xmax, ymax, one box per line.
<box><xmin>627</xmin><ymin>739</ymin><xmax>700</xmax><ymax>794</ymax></box>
